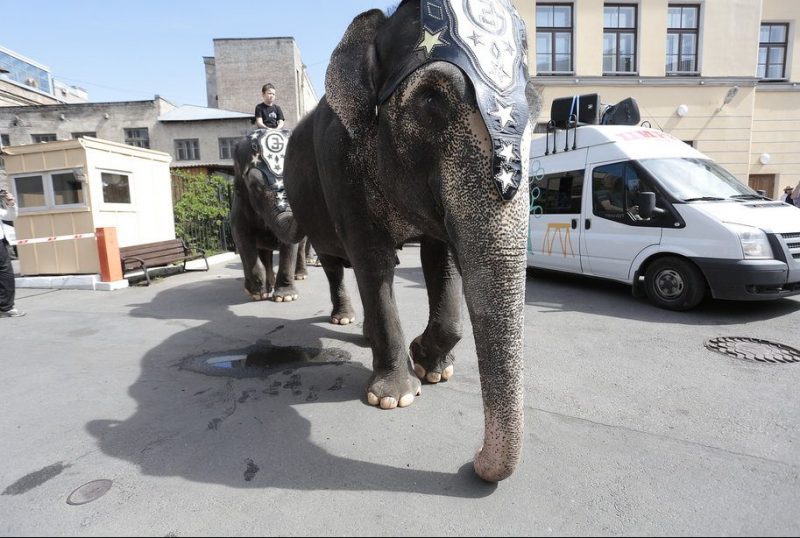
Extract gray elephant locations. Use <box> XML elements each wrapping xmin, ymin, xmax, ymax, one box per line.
<box><xmin>278</xmin><ymin>0</ymin><xmax>538</xmax><ymax>482</ymax></box>
<box><xmin>231</xmin><ymin>131</ymin><xmax>307</xmax><ymax>302</ymax></box>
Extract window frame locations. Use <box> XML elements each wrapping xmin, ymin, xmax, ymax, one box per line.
<box><xmin>536</xmin><ymin>3</ymin><xmax>574</xmax><ymax>75</ymax></box>
<box><xmin>99</xmin><ymin>169</ymin><xmax>135</xmax><ymax>210</ymax></box>
<box><xmin>1</xmin><ymin>134</ymin><xmax>9</xmax><ymax>147</ymax></box>
<box><xmin>666</xmin><ymin>4</ymin><xmax>700</xmax><ymax>75</ymax></box>
<box><xmin>758</xmin><ymin>22</ymin><xmax>789</xmax><ymax>81</ymax></box>
<box><xmin>10</xmin><ymin>168</ymin><xmax>89</xmax><ymax>214</ymax></box>
<box><xmin>603</xmin><ymin>4</ymin><xmax>638</xmax><ymax>76</ymax></box>
<box><xmin>175</xmin><ymin>138</ymin><xmax>201</xmax><ymax>161</ymax></box>
<box><xmin>218</xmin><ymin>137</ymin><xmax>240</xmax><ymax>160</ymax></box>
<box><xmin>31</xmin><ymin>133</ymin><xmax>57</xmax><ymax>143</ymax></box>
<box><xmin>71</xmin><ymin>132</ymin><xmax>97</xmax><ymax>139</ymax></box>
<box><xmin>124</xmin><ymin>128</ymin><xmax>150</xmax><ymax>149</ymax></box>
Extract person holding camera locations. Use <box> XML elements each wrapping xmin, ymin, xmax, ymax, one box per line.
<box><xmin>0</xmin><ymin>189</ymin><xmax>24</xmax><ymax>318</ymax></box>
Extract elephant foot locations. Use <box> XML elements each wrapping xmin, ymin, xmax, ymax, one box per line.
<box><xmin>247</xmin><ymin>290</ymin><xmax>271</xmax><ymax>301</ymax></box>
<box><xmin>306</xmin><ymin>256</ymin><xmax>322</xmax><ymax>267</ymax></box>
<box><xmin>366</xmin><ymin>365</ymin><xmax>422</xmax><ymax>409</ymax></box>
<box><xmin>295</xmin><ymin>272</ymin><xmax>308</xmax><ymax>280</ymax></box>
<box><xmin>330</xmin><ymin>308</ymin><xmax>356</xmax><ymax>325</ymax></box>
<box><xmin>410</xmin><ymin>336</ymin><xmax>455</xmax><ymax>384</ymax></box>
<box><xmin>273</xmin><ymin>286</ymin><xmax>299</xmax><ymax>302</ymax></box>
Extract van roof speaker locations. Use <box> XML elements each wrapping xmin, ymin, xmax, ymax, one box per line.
<box><xmin>550</xmin><ymin>94</ymin><xmax>600</xmax><ymax>129</ymax></box>
<box><xmin>601</xmin><ymin>97</ymin><xmax>641</xmax><ymax>126</ymax></box>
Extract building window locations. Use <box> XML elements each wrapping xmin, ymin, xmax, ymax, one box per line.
<box><xmin>11</xmin><ymin>169</ymin><xmax>86</xmax><ymax>211</ymax></box>
<box><xmin>0</xmin><ymin>49</ymin><xmax>52</xmax><ymax>94</ymax></box>
<box><xmin>536</xmin><ymin>4</ymin><xmax>573</xmax><ymax>74</ymax></box>
<box><xmin>124</xmin><ymin>128</ymin><xmax>150</xmax><ymax>149</ymax></box>
<box><xmin>603</xmin><ymin>4</ymin><xmax>637</xmax><ymax>74</ymax></box>
<box><xmin>71</xmin><ymin>132</ymin><xmax>96</xmax><ymax>139</ymax></box>
<box><xmin>758</xmin><ymin>23</ymin><xmax>788</xmax><ymax>80</ymax></box>
<box><xmin>666</xmin><ymin>4</ymin><xmax>699</xmax><ymax>74</ymax></box>
<box><xmin>101</xmin><ymin>172</ymin><xmax>131</xmax><ymax>204</ymax></box>
<box><xmin>219</xmin><ymin>137</ymin><xmax>240</xmax><ymax>160</ymax></box>
<box><xmin>1</xmin><ymin>134</ymin><xmax>9</xmax><ymax>147</ymax></box>
<box><xmin>175</xmin><ymin>139</ymin><xmax>200</xmax><ymax>161</ymax></box>
<box><xmin>32</xmin><ymin>133</ymin><xmax>57</xmax><ymax>143</ymax></box>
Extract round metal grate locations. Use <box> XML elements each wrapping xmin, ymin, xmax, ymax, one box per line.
<box><xmin>705</xmin><ymin>337</ymin><xmax>800</xmax><ymax>364</ymax></box>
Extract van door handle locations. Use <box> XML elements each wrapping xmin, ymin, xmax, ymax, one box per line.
<box><xmin>571</xmin><ymin>218</ymin><xmax>578</xmax><ymax>229</ymax></box>
<box><xmin>585</xmin><ymin>218</ymin><xmax>591</xmax><ymax>230</ymax></box>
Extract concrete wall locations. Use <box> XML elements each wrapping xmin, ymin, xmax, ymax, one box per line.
<box><xmin>208</xmin><ymin>37</ymin><xmax>318</xmax><ymax>128</ymax></box>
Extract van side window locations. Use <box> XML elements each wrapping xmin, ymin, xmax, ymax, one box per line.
<box><xmin>593</xmin><ymin>162</ymin><xmax>659</xmax><ymax>224</ymax></box>
<box><xmin>536</xmin><ymin>169</ymin><xmax>584</xmax><ymax>215</ymax></box>
<box><xmin>593</xmin><ymin>163</ymin><xmax>626</xmax><ymax>217</ymax></box>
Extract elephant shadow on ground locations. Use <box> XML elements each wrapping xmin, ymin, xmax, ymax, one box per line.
<box><xmin>85</xmin><ymin>276</ymin><xmax>493</xmax><ymax>498</ymax></box>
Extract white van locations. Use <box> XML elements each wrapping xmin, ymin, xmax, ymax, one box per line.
<box><xmin>527</xmin><ymin>123</ymin><xmax>800</xmax><ymax>311</ymax></box>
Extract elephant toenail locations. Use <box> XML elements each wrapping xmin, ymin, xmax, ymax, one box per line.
<box><xmin>380</xmin><ymin>397</ymin><xmax>398</xmax><ymax>409</ymax></box>
<box><xmin>426</xmin><ymin>372</ymin><xmax>442</xmax><ymax>383</ymax></box>
<box><xmin>413</xmin><ymin>363</ymin><xmax>426</xmax><ymax>379</ymax></box>
<box><xmin>398</xmin><ymin>394</ymin><xmax>415</xmax><ymax>407</ymax></box>
<box><xmin>442</xmin><ymin>366</ymin><xmax>454</xmax><ymax>380</ymax></box>
<box><xmin>367</xmin><ymin>392</ymin><xmax>379</xmax><ymax>406</ymax></box>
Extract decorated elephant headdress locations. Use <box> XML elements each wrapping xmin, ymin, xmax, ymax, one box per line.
<box><xmin>376</xmin><ymin>0</ymin><xmax>531</xmax><ymax>201</ymax></box>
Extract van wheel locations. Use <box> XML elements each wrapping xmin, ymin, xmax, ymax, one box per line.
<box><xmin>644</xmin><ymin>257</ymin><xmax>706</xmax><ymax>311</ymax></box>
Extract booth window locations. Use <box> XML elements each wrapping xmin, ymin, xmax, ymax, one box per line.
<box><xmin>101</xmin><ymin>172</ymin><xmax>131</xmax><ymax>204</ymax></box>
<box><xmin>11</xmin><ymin>169</ymin><xmax>86</xmax><ymax>211</ymax></box>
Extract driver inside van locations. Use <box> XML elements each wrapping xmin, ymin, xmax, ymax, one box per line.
<box><xmin>595</xmin><ymin>174</ymin><xmax>626</xmax><ymax>213</ymax></box>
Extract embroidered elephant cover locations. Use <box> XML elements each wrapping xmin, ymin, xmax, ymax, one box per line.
<box><xmin>378</xmin><ymin>0</ymin><xmax>531</xmax><ymax>201</ymax></box>
<box><xmin>250</xmin><ymin>128</ymin><xmax>291</xmax><ymax>213</ymax></box>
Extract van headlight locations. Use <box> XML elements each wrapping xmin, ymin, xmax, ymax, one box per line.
<box><xmin>727</xmin><ymin>223</ymin><xmax>773</xmax><ymax>259</ymax></box>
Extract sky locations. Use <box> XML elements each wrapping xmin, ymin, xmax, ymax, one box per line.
<box><xmin>2</xmin><ymin>0</ymin><xmax>399</xmax><ymax>107</ymax></box>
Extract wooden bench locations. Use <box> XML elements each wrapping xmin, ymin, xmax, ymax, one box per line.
<box><xmin>120</xmin><ymin>238</ymin><xmax>208</xmax><ymax>285</ymax></box>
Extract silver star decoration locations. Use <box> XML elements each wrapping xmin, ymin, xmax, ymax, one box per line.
<box><xmin>274</xmin><ymin>179</ymin><xmax>284</xmax><ymax>189</ymax></box>
<box><xmin>490</xmin><ymin>100</ymin><xmax>515</xmax><ymax>130</ymax></box>
<box><xmin>495</xmin><ymin>167</ymin><xmax>516</xmax><ymax>193</ymax></box>
<box><xmin>416</xmin><ymin>28</ymin><xmax>448</xmax><ymax>58</ymax></box>
<box><xmin>468</xmin><ymin>32</ymin><xmax>483</xmax><ymax>47</ymax></box>
<box><xmin>276</xmin><ymin>192</ymin><xmax>286</xmax><ymax>201</ymax></box>
<box><xmin>498</xmin><ymin>141</ymin><xmax>516</xmax><ymax>163</ymax></box>
<box><xmin>251</xmin><ymin>155</ymin><xmax>260</xmax><ymax>167</ymax></box>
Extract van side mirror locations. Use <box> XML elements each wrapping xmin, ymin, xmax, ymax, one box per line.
<box><xmin>637</xmin><ymin>192</ymin><xmax>666</xmax><ymax>219</ymax></box>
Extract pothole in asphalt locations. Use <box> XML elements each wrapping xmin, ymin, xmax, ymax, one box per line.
<box><xmin>181</xmin><ymin>342</ymin><xmax>352</xmax><ymax>378</ymax></box>
<box><xmin>705</xmin><ymin>337</ymin><xmax>800</xmax><ymax>364</ymax></box>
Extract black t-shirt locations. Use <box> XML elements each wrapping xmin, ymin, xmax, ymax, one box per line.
<box><xmin>255</xmin><ymin>103</ymin><xmax>285</xmax><ymax>128</ymax></box>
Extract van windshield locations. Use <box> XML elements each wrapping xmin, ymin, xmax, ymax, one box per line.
<box><xmin>639</xmin><ymin>158</ymin><xmax>756</xmax><ymax>201</ymax></box>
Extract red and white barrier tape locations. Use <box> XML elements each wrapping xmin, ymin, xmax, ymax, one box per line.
<box><xmin>9</xmin><ymin>232</ymin><xmax>96</xmax><ymax>246</ymax></box>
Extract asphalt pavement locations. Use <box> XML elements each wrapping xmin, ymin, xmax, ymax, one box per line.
<box><xmin>1</xmin><ymin>245</ymin><xmax>799</xmax><ymax>536</ymax></box>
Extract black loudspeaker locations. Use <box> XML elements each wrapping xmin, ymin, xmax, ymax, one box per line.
<box><xmin>601</xmin><ymin>97</ymin><xmax>641</xmax><ymax>126</ymax></box>
<box><xmin>550</xmin><ymin>94</ymin><xmax>600</xmax><ymax>128</ymax></box>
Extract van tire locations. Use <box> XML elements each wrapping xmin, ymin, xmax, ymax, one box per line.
<box><xmin>644</xmin><ymin>257</ymin><xmax>706</xmax><ymax>311</ymax></box>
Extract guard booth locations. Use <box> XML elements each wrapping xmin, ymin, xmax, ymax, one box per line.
<box><xmin>1</xmin><ymin>137</ymin><xmax>173</xmax><ymax>276</ymax></box>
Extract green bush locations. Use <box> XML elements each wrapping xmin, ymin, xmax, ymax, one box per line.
<box><xmin>172</xmin><ymin>171</ymin><xmax>232</xmax><ymax>255</ymax></box>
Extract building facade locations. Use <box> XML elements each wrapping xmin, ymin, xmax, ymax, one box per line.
<box><xmin>513</xmin><ymin>0</ymin><xmax>800</xmax><ymax>198</ymax></box>
<box><xmin>204</xmin><ymin>37</ymin><xmax>318</xmax><ymax>128</ymax></box>
<box><xmin>0</xmin><ymin>45</ymin><xmax>87</xmax><ymax>107</ymax></box>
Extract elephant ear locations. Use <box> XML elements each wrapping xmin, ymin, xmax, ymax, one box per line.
<box><xmin>325</xmin><ymin>9</ymin><xmax>386</xmax><ymax>138</ymax></box>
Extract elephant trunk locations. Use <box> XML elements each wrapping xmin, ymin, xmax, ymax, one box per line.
<box><xmin>274</xmin><ymin>211</ymin><xmax>305</xmax><ymax>245</ymax></box>
<box><xmin>460</xmin><ymin>243</ymin><xmax>526</xmax><ymax>482</ymax></box>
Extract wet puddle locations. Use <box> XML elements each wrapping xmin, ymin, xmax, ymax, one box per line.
<box><xmin>182</xmin><ymin>342</ymin><xmax>351</xmax><ymax>378</ymax></box>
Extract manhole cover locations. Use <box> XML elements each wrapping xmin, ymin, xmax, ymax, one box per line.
<box><xmin>705</xmin><ymin>337</ymin><xmax>800</xmax><ymax>364</ymax></box>
<box><xmin>182</xmin><ymin>343</ymin><xmax>351</xmax><ymax>378</ymax></box>
<box><xmin>66</xmin><ymin>479</ymin><xmax>113</xmax><ymax>505</ymax></box>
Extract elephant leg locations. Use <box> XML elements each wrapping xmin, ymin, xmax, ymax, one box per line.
<box><xmin>305</xmin><ymin>240</ymin><xmax>321</xmax><ymax>267</ymax></box>
<box><xmin>318</xmin><ymin>254</ymin><xmax>356</xmax><ymax>325</ymax></box>
<box><xmin>273</xmin><ymin>242</ymin><xmax>300</xmax><ymax>302</ymax></box>
<box><xmin>294</xmin><ymin>237</ymin><xmax>308</xmax><ymax>280</ymax></box>
<box><xmin>350</xmin><ymin>248</ymin><xmax>422</xmax><ymax>410</ymax></box>
<box><xmin>410</xmin><ymin>237</ymin><xmax>463</xmax><ymax>384</ymax></box>
<box><xmin>258</xmin><ymin>248</ymin><xmax>275</xmax><ymax>299</ymax></box>
<box><xmin>233</xmin><ymin>227</ymin><xmax>269</xmax><ymax>301</ymax></box>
